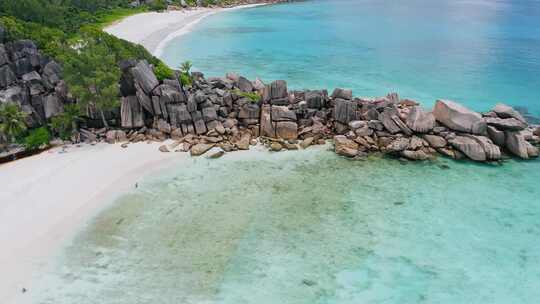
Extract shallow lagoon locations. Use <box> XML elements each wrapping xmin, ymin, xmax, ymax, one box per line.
<box><xmin>32</xmin><ymin>148</ymin><xmax>540</xmax><ymax>303</ymax></box>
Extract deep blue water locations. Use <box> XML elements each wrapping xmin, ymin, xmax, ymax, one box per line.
<box><xmin>161</xmin><ymin>0</ymin><xmax>540</xmax><ymax>115</ymax></box>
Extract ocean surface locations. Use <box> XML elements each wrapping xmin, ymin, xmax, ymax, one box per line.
<box><xmin>31</xmin><ymin>148</ymin><xmax>540</xmax><ymax>303</ymax></box>
<box><xmin>161</xmin><ymin>0</ymin><xmax>540</xmax><ymax>116</ymax></box>
<box><xmin>28</xmin><ymin>1</ymin><xmax>540</xmax><ymax>303</ymax></box>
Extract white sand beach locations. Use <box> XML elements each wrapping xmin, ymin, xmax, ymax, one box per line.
<box><xmin>0</xmin><ymin>142</ymin><xmax>182</xmax><ymax>304</ymax></box>
<box><xmin>1</xmin><ymin>5</ymin><xmax>270</xmax><ymax>303</ymax></box>
<box><xmin>104</xmin><ymin>4</ymin><xmax>265</xmax><ymax>57</ymax></box>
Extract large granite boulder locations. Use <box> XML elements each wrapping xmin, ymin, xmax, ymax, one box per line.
<box><xmin>260</xmin><ymin>105</ymin><xmax>275</xmax><ymax>138</ymax></box>
<box><xmin>0</xmin><ymin>26</ymin><xmax>5</xmax><ymax>43</ymax></box>
<box><xmin>484</xmin><ymin>117</ymin><xmax>527</xmax><ymax>131</ymax></box>
<box><xmin>0</xmin><ymin>65</ymin><xmax>16</xmax><ymax>89</ymax></box>
<box><xmin>0</xmin><ymin>44</ymin><xmax>9</xmax><ymax>66</ymax></box>
<box><xmin>433</xmin><ymin>100</ymin><xmax>486</xmax><ymax>134</ymax></box>
<box><xmin>305</xmin><ymin>90</ymin><xmax>324</xmax><ymax>109</ymax></box>
<box><xmin>12</xmin><ymin>57</ymin><xmax>33</xmax><ymax>76</ymax></box>
<box><xmin>334</xmin><ymin>99</ymin><xmax>357</xmax><ymax>124</ymax></box>
<box><xmin>237</xmin><ymin>76</ymin><xmax>253</xmax><ymax>92</ymax></box>
<box><xmin>331</xmin><ymin>88</ymin><xmax>352</xmax><ymax>100</ymax></box>
<box><xmin>467</xmin><ymin>135</ymin><xmax>501</xmax><ymax>160</ymax></box>
<box><xmin>190</xmin><ymin>143</ymin><xmax>215</xmax><ymax>156</ymax></box>
<box><xmin>276</xmin><ymin>121</ymin><xmax>298</xmax><ymax>140</ymax></box>
<box><xmin>505</xmin><ymin>131</ymin><xmax>538</xmax><ymax>159</ymax></box>
<box><xmin>271</xmin><ymin>106</ymin><xmax>296</xmax><ymax>121</ymax></box>
<box><xmin>334</xmin><ymin>135</ymin><xmax>359</xmax><ymax>157</ymax></box>
<box><xmin>486</xmin><ymin>125</ymin><xmax>505</xmax><ymax>146</ymax></box>
<box><xmin>378</xmin><ymin>107</ymin><xmax>401</xmax><ymax>134</ymax></box>
<box><xmin>406</xmin><ymin>106</ymin><xmax>435</xmax><ymax>133</ymax></box>
<box><xmin>492</xmin><ymin>103</ymin><xmax>526</xmax><ymax>123</ymax></box>
<box><xmin>121</xmin><ymin>95</ymin><xmax>144</xmax><ymax>128</ymax></box>
<box><xmin>43</xmin><ymin>94</ymin><xmax>63</xmax><ymax>119</ymax></box>
<box><xmin>423</xmin><ymin>134</ymin><xmax>447</xmax><ymax>148</ymax></box>
<box><xmin>131</xmin><ymin>60</ymin><xmax>159</xmax><ymax>94</ymax></box>
<box><xmin>238</xmin><ymin>103</ymin><xmax>260</xmax><ymax>125</ymax></box>
<box><xmin>42</xmin><ymin>61</ymin><xmax>62</xmax><ymax>89</ymax></box>
<box><xmin>264</xmin><ymin>80</ymin><xmax>288</xmax><ymax>103</ymax></box>
<box><xmin>448</xmin><ymin>136</ymin><xmax>484</xmax><ymax>161</ymax></box>
<box><xmin>202</xmin><ymin>107</ymin><xmax>218</xmax><ymax>122</ymax></box>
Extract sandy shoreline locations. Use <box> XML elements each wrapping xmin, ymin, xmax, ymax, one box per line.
<box><xmin>104</xmin><ymin>4</ymin><xmax>266</xmax><ymax>57</ymax></box>
<box><xmin>0</xmin><ymin>142</ymin><xmax>183</xmax><ymax>303</ymax></box>
<box><xmin>1</xmin><ymin>5</ymin><xmax>269</xmax><ymax>302</ymax></box>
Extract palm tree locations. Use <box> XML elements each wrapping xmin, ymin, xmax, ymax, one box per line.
<box><xmin>180</xmin><ymin>61</ymin><xmax>192</xmax><ymax>74</ymax></box>
<box><xmin>0</xmin><ymin>103</ymin><xmax>27</xmax><ymax>142</ymax></box>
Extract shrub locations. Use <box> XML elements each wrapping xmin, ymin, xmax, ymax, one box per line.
<box><xmin>23</xmin><ymin>127</ymin><xmax>50</xmax><ymax>150</ymax></box>
<box><xmin>148</xmin><ymin>0</ymin><xmax>168</xmax><ymax>11</ymax></box>
<box><xmin>179</xmin><ymin>72</ymin><xmax>192</xmax><ymax>86</ymax></box>
<box><xmin>235</xmin><ymin>90</ymin><xmax>261</xmax><ymax>103</ymax></box>
<box><xmin>154</xmin><ymin>61</ymin><xmax>174</xmax><ymax>81</ymax></box>
<box><xmin>50</xmin><ymin>104</ymin><xmax>80</xmax><ymax>140</ymax></box>
<box><xmin>0</xmin><ymin>103</ymin><xmax>27</xmax><ymax>142</ymax></box>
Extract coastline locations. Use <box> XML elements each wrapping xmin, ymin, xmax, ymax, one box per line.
<box><xmin>0</xmin><ymin>142</ymin><xmax>181</xmax><ymax>304</ymax></box>
<box><xmin>104</xmin><ymin>4</ymin><xmax>267</xmax><ymax>57</ymax></box>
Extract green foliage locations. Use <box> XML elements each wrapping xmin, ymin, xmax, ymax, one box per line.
<box><xmin>180</xmin><ymin>60</ymin><xmax>193</xmax><ymax>73</ymax></box>
<box><xmin>50</xmin><ymin>104</ymin><xmax>81</xmax><ymax>139</ymax></box>
<box><xmin>179</xmin><ymin>61</ymin><xmax>193</xmax><ymax>86</ymax></box>
<box><xmin>235</xmin><ymin>90</ymin><xmax>261</xmax><ymax>103</ymax></box>
<box><xmin>148</xmin><ymin>0</ymin><xmax>168</xmax><ymax>11</ymax></box>
<box><xmin>62</xmin><ymin>36</ymin><xmax>121</xmax><ymax>127</ymax></box>
<box><xmin>93</xmin><ymin>7</ymin><xmax>148</xmax><ymax>29</ymax></box>
<box><xmin>0</xmin><ymin>103</ymin><xmax>27</xmax><ymax>142</ymax></box>
<box><xmin>23</xmin><ymin>127</ymin><xmax>50</xmax><ymax>151</ymax></box>
<box><xmin>0</xmin><ymin>16</ymin><xmax>66</xmax><ymax>58</ymax></box>
<box><xmin>0</xmin><ymin>0</ymin><xmax>134</xmax><ymax>33</ymax></box>
<box><xmin>179</xmin><ymin>73</ymin><xmax>192</xmax><ymax>87</ymax></box>
<box><xmin>154</xmin><ymin>61</ymin><xmax>174</xmax><ymax>81</ymax></box>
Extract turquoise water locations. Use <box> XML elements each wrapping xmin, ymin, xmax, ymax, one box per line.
<box><xmin>28</xmin><ymin>1</ymin><xmax>540</xmax><ymax>302</ymax></box>
<box><xmin>161</xmin><ymin>0</ymin><xmax>540</xmax><ymax>115</ymax></box>
<box><xmin>31</xmin><ymin>149</ymin><xmax>540</xmax><ymax>303</ymax></box>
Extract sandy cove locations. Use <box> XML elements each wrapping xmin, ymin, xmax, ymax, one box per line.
<box><xmin>104</xmin><ymin>4</ymin><xmax>266</xmax><ymax>57</ymax></box>
<box><xmin>1</xmin><ymin>5</ymin><xmax>265</xmax><ymax>303</ymax></box>
<box><xmin>0</xmin><ymin>142</ymin><xmax>183</xmax><ymax>304</ymax></box>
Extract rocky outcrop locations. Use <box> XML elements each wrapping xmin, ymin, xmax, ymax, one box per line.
<box><xmin>406</xmin><ymin>106</ymin><xmax>435</xmax><ymax>133</ymax></box>
<box><xmin>505</xmin><ymin>131</ymin><xmax>538</xmax><ymax>159</ymax></box>
<box><xmin>433</xmin><ymin>100</ymin><xmax>486</xmax><ymax>134</ymax></box>
<box><xmin>0</xmin><ymin>37</ymin><xmax>68</xmax><ymax>129</ymax></box>
<box><xmin>492</xmin><ymin>103</ymin><xmax>526</xmax><ymax>123</ymax></box>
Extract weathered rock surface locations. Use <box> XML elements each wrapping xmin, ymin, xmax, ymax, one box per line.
<box><xmin>449</xmin><ymin>136</ymin><xmax>487</xmax><ymax>161</ymax></box>
<box><xmin>387</xmin><ymin>137</ymin><xmax>410</xmax><ymax>152</ymax></box>
<box><xmin>190</xmin><ymin>143</ymin><xmax>214</xmax><ymax>156</ymax></box>
<box><xmin>334</xmin><ymin>135</ymin><xmax>358</xmax><ymax>157</ymax></box>
<box><xmin>505</xmin><ymin>131</ymin><xmax>535</xmax><ymax>159</ymax></box>
<box><xmin>486</xmin><ymin>126</ymin><xmax>505</xmax><ymax>146</ymax></box>
<box><xmin>492</xmin><ymin>103</ymin><xmax>526</xmax><ymax>123</ymax></box>
<box><xmin>331</xmin><ymin>88</ymin><xmax>352</xmax><ymax>100</ymax></box>
<box><xmin>406</xmin><ymin>106</ymin><xmax>435</xmax><ymax>133</ymax></box>
<box><xmin>433</xmin><ymin>100</ymin><xmax>486</xmax><ymax>134</ymax></box>
<box><xmin>423</xmin><ymin>134</ymin><xmax>447</xmax><ymax>148</ymax></box>
<box><xmin>484</xmin><ymin>117</ymin><xmax>527</xmax><ymax>131</ymax></box>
